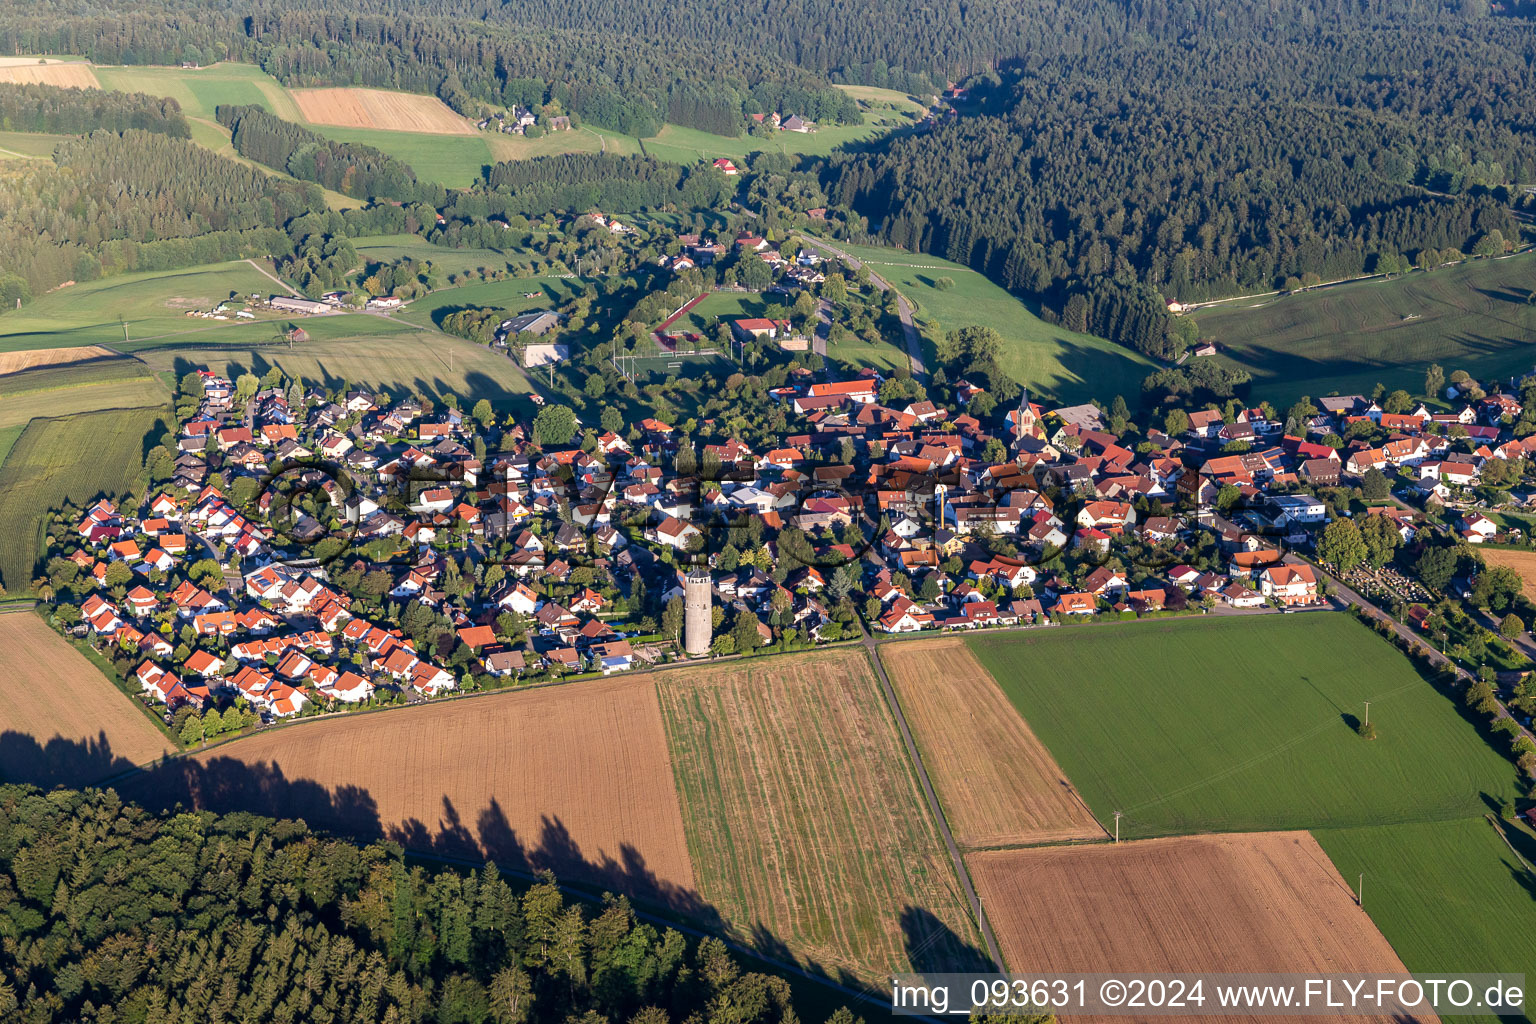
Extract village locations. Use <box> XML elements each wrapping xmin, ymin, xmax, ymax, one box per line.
<box><xmin>36</xmin><ymin>343</ymin><xmax>1536</xmax><ymax>735</ymax></box>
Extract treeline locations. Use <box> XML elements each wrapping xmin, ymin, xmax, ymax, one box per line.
<box><xmin>217</xmin><ymin>104</ymin><xmax>441</xmax><ymax>205</ymax></box>
<box><xmin>0</xmin><ymin>785</ymin><xmax>839</xmax><ymax>1024</ymax></box>
<box><xmin>0</xmin><ymin>81</ymin><xmax>188</xmax><ymax>137</ymax></box>
<box><xmin>461</xmin><ymin>154</ymin><xmax>731</xmax><ymax>223</ymax></box>
<box><xmin>824</xmin><ymin>16</ymin><xmax>1536</xmax><ymax>358</ymax></box>
<box><xmin>0</xmin><ymin>0</ymin><xmax>859</xmax><ymax>139</ymax></box>
<box><xmin>0</xmin><ymin>130</ymin><xmax>321</xmax><ymax>305</ymax></box>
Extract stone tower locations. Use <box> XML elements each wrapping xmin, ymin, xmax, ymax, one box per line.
<box><xmin>684</xmin><ymin>569</ymin><xmax>712</xmax><ymax>656</ymax></box>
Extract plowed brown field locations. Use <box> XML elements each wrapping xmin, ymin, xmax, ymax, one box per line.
<box><xmin>0</xmin><ymin>345</ymin><xmax>115</xmax><ymax>375</ymax></box>
<box><xmin>970</xmin><ymin>832</ymin><xmax>1433</xmax><ymax>1023</ymax></box>
<box><xmin>134</xmin><ymin>676</ymin><xmax>696</xmax><ymax>900</ymax></box>
<box><xmin>657</xmin><ymin>649</ymin><xmax>987</xmax><ymax>984</ymax></box>
<box><xmin>881</xmin><ymin>637</ymin><xmax>1105</xmax><ymax>847</ymax></box>
<box><xmin>1477</xmin><ymin>548</ymin><xmax>1536</xmax><ymax>603</ymax></box>
<box><xmin>292</xmin><ymin>87</ymin><xmax>474</xmax><ymax>134</ymax></box>
<box><xmin>0</xmin><ymin>61</ymin><xmax>99</xmax><ymax>89</ymax></box>
<box><xmin>0</xmin><ymin>612</ymin><xmax>173</xmax><ymax>786</ymax></box>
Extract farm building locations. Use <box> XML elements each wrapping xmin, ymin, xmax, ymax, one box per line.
<box><xmin>270</xmin><ymin>296</ymin><xmax>329</xmax><ymax>315</ymax></box>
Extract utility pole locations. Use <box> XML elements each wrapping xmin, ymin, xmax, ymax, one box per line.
<box><xmin>1113</xmin><ymin>810</ymin><xmax>1122</xmax><ymax>843</ymax></box>
<box><xmin>1357</xmin><ymin>873</ymin><xmax>1364</xmax><ymax>907</ymax></box>
<box><xmin>1363</xmin><ymin>701</ymin><xmax>1371</xmax><ymax>727</ymax></box>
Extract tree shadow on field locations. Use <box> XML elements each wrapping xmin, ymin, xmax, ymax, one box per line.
<box><xmin>0</xmin><ymin>730</ymin><xmax>142</xmax><ymax>790</ymax></box>
<box><xmin>900</xmin><ymin>905</ymin><xmax>992</xmax><ymax>974</ymax></box>
<box><xmin>14</xmin><ymin>732</ymin><xmax>970</xmax><ymax>1013</ymax></box>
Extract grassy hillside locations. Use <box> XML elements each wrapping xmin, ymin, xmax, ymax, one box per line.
<box><xmin>832</xmin><ymin>242</ymin><xmax>1156</xmax><ymax>405</ymax></box>
<box><xmin>0</xmin><ymin>262</ymin><xmax>289</xmax><ymax>352</ymax></box>
<box><xmin>969</xmin><ymin>614</ymin><xmax>1520</xmax><ymax>837</ymax></box>
<box><xmin>0</xmin><ymin>130</ymin><xmax>69</xmax><ymax>159</ymax></box>
<box><xmin>1195</xmin><ymin>253</ymin><xmax>1536</xmax><ymax>406</ymax></box>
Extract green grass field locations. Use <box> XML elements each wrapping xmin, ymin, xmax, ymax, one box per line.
<box><xmin>352</xmin><ymin>234</ymin><xmax>548</xmax><ymax>278</ymax></box>
<box><xmin>969</xmin><ymin>614</ymin><xmax>1520</xmax><ymax>838</ymax></box>
<box><xmin>395</xmin><ymin>276</ymin><xmax>586</xmax><ymax>329</ymax></box>
<box><xmin>0</xmin><ymin>130</ymin><xmax>69</xmax><ymax>160</ymax></box>
<box><xmin>92</xmin><ymin>63</ymin><xmax>305</xmax><ymax>122</ymax></box>
<box><xmin>0</xmin><ymin>405</ymin><xmax>172</xmax><ymax>591</ymax></box>
<box><xmin>830</xmin><ymin>241</ymin><xmax>1156</xmax><ymax>404</ymax></box>
<box><xmin>1195</xmin><ymin>253</ymin><xmax>1536</xmax><ymax>407</ymax></box>
<box><xmin>0</xmin><ymin>261</ymin><xmax>290</xmax><ymax>352</ymax></box>
<box><xmin>1315</xmin><ymin>817</ymin><xmax>1536</xmax><ymax>1020</ymax></box>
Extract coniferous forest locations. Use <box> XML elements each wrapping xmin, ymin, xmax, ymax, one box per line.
<box><xmin>0</xmin><ymin>785</ymin><xmax>839</xmax><ymax>1024</ymax></box>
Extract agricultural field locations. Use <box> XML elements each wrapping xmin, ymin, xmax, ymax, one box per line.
<box><xmin>970</xmin><ymin>832</ymin><xmax>1422</xmax><ymax>1022</ymax></box>
<box><xmin>0</xmin><ymin>261</ymin><xmax>289</xmax><ymax>352</ymax></box>
<box><xmin>1473</xmin><ymin>547</ymin><xmax>1536</xmax><ymax>604</ymax></box>
<box><xmin>1195</xmin><ymin>252</ymin><xmax>1536</xmax><ymax>407</ymax></box>
<box><xmin>969</xmin><ymin>614</ymin><xmax>1520</xmax><ymax>838</ymax></box>
<box><xmin>0</xmin><ymin>57</ymin><xmax>99</xmax><ymax>89</ymax></box>
<box><xmin>1315</xmin><ymin>817</ymin><xmax>1536</xmax><ymax>996</ymax></box>
<box><xmin>0</xmin><ymin>374</ymin><xmax>169</xmax><ymax>431</ymax></box>
<box><xmin>133</xmin><ymin>320</ymin><xmax>537</xmax><ymax>414</ymax></box>
<box><xmin>0</xmin><ymin>612</ymin><xmax>175</xmax><ymax>787</ymax></box>
<box><xmin>828</xmin><ymin>241</ymin><xmax>1156</xmax><ymax>405</ymax></box>
<box><xmin>656</xmin><ymin>649</ymin><xmax>986</xmax><ymax>984</ymax></box>
<box><xmin>640</xmin><ymin>94</ymin><xmax>922</xmax><ymax>165</ymax></box>
<box><xmin>296</xmin><ymin>124</ymin><xmax>497</xmax><ymax>188</ymax></box>
<box><xmin>136</xmin><ymin>676</ymin><xmax>698</xmax><ymax>898</ymax></box>
<box><xmin>879</xmin><ymin>638</ymin><xmax>1105</xmax><ymax>847</ymax></box>
<box><xmin>93</xmin><ymin>63</ymin><xmax>304</xmax><ymax>122</ymax></box>
<box><xmin>291</xmin><ymin>87</ymin><xmax>475</xmax><ymax>135</ymax></box>
<box><xmin>483</xmin><ymin>125</ymin><xmax>641</xmax><ymax>163</ymax></box>
<box><xmin>0</xmin><ymin>130</ymin><xmax>69</xmax><ymax>160</ymax></box>
<box><xmin>0</xmin><ymin>405</ymin><xmax>171</xmax><ymax>593</ymax></box>
<box><xmin>0</xmin><ymin>345</ymin><xmax>119</xmax><ymax>375</ymax></box>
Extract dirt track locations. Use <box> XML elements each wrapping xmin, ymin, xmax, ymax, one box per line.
<box><xmin>881</xmin><ymin>637</ymin><xmax>1105</xmax><ymax>847</ymax></box>
<box><xmin>970</xmin><ymin>831</ymin><xmax>1434</xmax><ymax>1023</ymax></box>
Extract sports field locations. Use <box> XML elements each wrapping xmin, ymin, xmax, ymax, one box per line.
<box><xmin>968</xmin><ymin>614</ymin><xmax>1520</xmax><ymax>838</ymax></box>
<box><xmin>970</xmin><ymin>832</ymin><xmax>1425</xmax><ymax>1023</ymax></box>
<box><xmin>0</xmin><ymin>612</ymin><xmax>174</xmax><ymax>786</ymax></box>
<box><xmin>1315</xmin><ymin>817</ymin><xmax>1536</xmax><ymax>996</ymax></box>
<box><xmin>830</xmin><ymin>241</ymin><xmax>1155</xmax><ymax>405</ymax></box>
<box><xmin>291</xmin><ymin>87</ymin><xmax>474</xmax><ymax>134</ymax></box>
<box><xmin>656</xmin><ymin>649</ymin><xmax>986</xmax><ymax>982</ymax></box>
<box><xmin>0</xmin><ymin>405</ymin><xmax>171</xmax><ymax>592</ymax></box>
<box><xmin>139</xmin><ymin>676</ymin><xmax>698</xmax><ymax>897</ymax></box>
<box><xmin>1195</xmin><ymin>253</ymin><xmax>1536</xmax><ymax>407</ymax></box>
<box><xmin>880</xmin><ymin>638</ymin><xmax>1105</xmax><ymax>847</ymax></box>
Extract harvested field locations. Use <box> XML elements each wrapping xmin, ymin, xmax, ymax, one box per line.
<box><xmin>130</xmin><ymin>676</ymin><xmax>698</xmax><ymax>903</ymax></box>
<box><xmin>0</xmin><ymin>613</ymin><xmax>173</xmax><ymax>787</ymax></box>
<box><xmin>0</xmin><ymin>345</ymin><xmax>117</xmax><ymax>376</ymax></box>
<box><xmin>1476</xmin><ymin>548</ymin><xmax>1536</xmax><ymax>603</ymax></box>
<box><xmin>657</xmin><ymin>649</ymin><xmax>987</xmax><ymax>985</ymax></box>
<box><xmin>970</xmin><ymin>832</ymin><xmax>1432</xmax><ymax>1023</ymax></box>
<box><xmin>880</xmin><ymin>637</ymin><xmax>1104</xmax><ymax>847</ymax></box>
<box><xmin>293</xmin><ymin>87</ymin><xmax>475</xmax><ymax>135</ymax></box>
<box><xmin>0</xmin><ymin>60</ymin><xmax>99</xmax><ymax>89</ymax></box>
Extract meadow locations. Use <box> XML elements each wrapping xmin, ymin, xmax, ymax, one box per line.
<box><xmin>1315</xmin><ymin>817</ymin><xmax>1536</xmax><ymax>1022</ymax></box>
<box><xmin>830</xmin><ymin>241</ymin><xmax>1156</xmax><ymax>405</ymax></box>
<box><xmin>0</xmin><ymin>130</ymin><xmax>68</xmax><ymax>159</ymax></box>
<box><xmin>394</xmin><ymin>275</ymin><xmax>585</xmax><ymax>330</ymax></box>
<box><xmin>656</xmin><ymin>649</ymin><xmax>987</xmax><ymax>986</ymax></box>
<box><xmin>0</xmin><ymin>405</ymin><xmax>171</xmax><ymax>592</ymax></box>
<box><xmin>0</xmin><ymin>261</ymin><xmax>289</xmax><ymax>352</ymax></box>
<box><xmin>968</xmin><ymin>614</ymin><xmax>1521</xmax><ymax>838</ymax></box>
<box><xmin>1195</xmin><ymin>253</ymin><xmax>1536</xmax><ymax>407</ymax></box>
<box><xmin>351</xmin><ymin>234</ymin><xmax>547</xmax><ymax>278</ymax></box>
